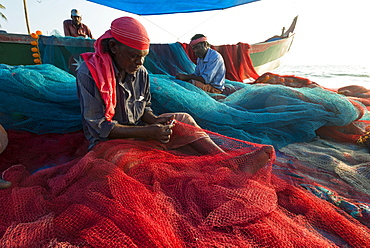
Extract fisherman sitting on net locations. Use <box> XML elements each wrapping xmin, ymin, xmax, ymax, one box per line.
<box><xmin>176</xmin><ymin>34</ymin><xmax>226</xmax><ymax>94</ymax></box>
<box><xmin>77</xmin><ymin>17</ymin><xmax>272</xmax><ymax>174</ymax></box>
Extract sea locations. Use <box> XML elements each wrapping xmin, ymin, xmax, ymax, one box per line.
<box><xmin>271</xmin><ymin>64</ymin><xmax>369</xmax><ymax>90</ymax></box>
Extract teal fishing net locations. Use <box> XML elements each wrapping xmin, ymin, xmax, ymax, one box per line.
<box><xmin>0</xmin><ymin>41</ymin><xmax>365</xmax><ymax>149</ymax></box>
<box><xmin>0</xmin><ymin>64</ymin><xmax>81</xmax><ymax>133</ymax></box>
<box><xmin>38</xmin><ymin>35</ymin><xmax>95</xmax><ymax>75</ymax></box>
<box><xmin>144</xmin><ymin>43</ymin><xmax>196</xmax><ymax>76</ymax></box>
<box><xmin>150</xmin><ymin>74</ymin><xmax>362</xmax><ymax>149</ymax></box>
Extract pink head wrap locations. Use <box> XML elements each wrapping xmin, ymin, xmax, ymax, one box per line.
<box><xmin>111</xmin><ymin>17</ymin><xmax>150</xmax><ymax>50</ymax></box>
<box><xmin>190</xmin><ymin>36</ymin><xmax>207</xmax><ymax>47</ymax></box>
<box><xmin>81</xmin><ymin>17</ymin><xmax>150</xmax><ymax>122</ymax></box>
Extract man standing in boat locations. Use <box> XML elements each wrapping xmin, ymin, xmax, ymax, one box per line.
<box><xmin>76</xmin><ymin>16</ymin><xmax>272</xmax><ymax>173</ymax></box>
<box><xmin>176</xmin><ymin>34</ymin><xmax>225</xmax><ymax>94</ymax></box>
<box><xmin>63</xmin><ymin>9</ymin><xmax>93</xmax><ymax>39</ymax></box>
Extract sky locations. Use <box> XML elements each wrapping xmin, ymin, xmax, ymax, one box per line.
<box><xmin>0</xmin><ymin>0</ymin><xmax>369</xmax><ymax>66</ymax></box>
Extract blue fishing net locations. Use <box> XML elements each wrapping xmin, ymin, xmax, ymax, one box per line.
<box><xmin>0</xmin><ymin>43</ymin><xmax>366</xmax><ymax>149</ymax></box>
<box><xmin>144</xmin><ymin>43</ymin><xmax>195</xmax><ymax>76</ymax></box>
<box><xmin>150</xmin><ymin>74</ymin><xmax>361</xmax><ymax>149</ymax></box>
<box><xmin>38</xmin><ymin>35</ymin><xmax>95</xmax><ymax>75</ymax></box>
<box><xmin>0</xmin><ymin>64</ymin><xmax>81</xmax><ymax>133</ymax></box>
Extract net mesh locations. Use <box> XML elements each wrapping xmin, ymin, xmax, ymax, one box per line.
<box><xmin>0</xmin><ymin>44</ymin><xmax>367</xmax><ymax>149</ymax></box>
<box><xmin>280</xmin><ymin>138</ymin><xmax>370</xmax><ymax>196</ymax></box>
<box><xmin>38</xmin><ymin>34</ymin><xmax>95</xmax><ymax>75</ymax></box>
<box><xmin>0</xmin><ymin>42</ymin><xmax>370</xmax><ymax>247</ymax></box>
<box><xmin>150</xmin><ymin>74</ymin><xmax>365</xmax><ymax>149</ymax></box>
<box><xmin>1</xmin><ymin>127</ymin><xmax>370</xmax><ymax>247</ymax></box>
<box><xmin>0</xmin><ymin>64</ymin><xmax>81</xmax><ymax>134</ymax></box>
<box><xmin>275</xmin><ymin>136</ymin><xmax>370</xmax><ymax>228</ymax></box>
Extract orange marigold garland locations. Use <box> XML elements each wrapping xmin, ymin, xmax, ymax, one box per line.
<box><xmin>30</xmin><ymin>30</ymin><xmax>43</xmax><ymax>65</ymax></box>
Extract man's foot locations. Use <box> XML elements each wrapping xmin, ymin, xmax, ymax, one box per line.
<box><xmin>0</xmin><ymin>178</ymin><xmax>12</xmax><ymax>189</ymax></box>
<box><xmin>227</xmin><ymin>146</ymin><xmax>273</xmax><ymax>175</ymax></box>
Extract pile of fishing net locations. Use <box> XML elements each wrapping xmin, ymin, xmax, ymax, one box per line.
<box><xmin>275</xmin><ymin>136</ymin><xmax>370</xmax><ymax>226</ymax></box>
<box><xmin>1</xmin><ymin>126</ymin><xmax>370</xmax><ymax>247</ymax></box>
<box><xmin>337</xmin><ymin>85</ymin><xmax>370</xmax><ymax>111</ymax></box>
<box><xmin>1</xmin><ymin>43</ymin><xmax>370</xmax><ymax>246</ymax></box>
<box><xmin>150</xmin><ymin>74</ymin><xmax>368</xmax><ymax>149</ymax></box>
<box><xmin>0</xmin><ymin>61</ymin><xmax>367</xmax><ymax>149</ymax></box>
<box><xmin>0</xmin><ymin>64</ymin><xmax>81</xmax><ymax>134</ymax></box>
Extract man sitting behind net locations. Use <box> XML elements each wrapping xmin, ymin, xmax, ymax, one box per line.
<box><xmin>63</xmin><ymin>9</ymin><xmax>93</xmax><ymax>39</ymax></box>
<box><xmin>76</xmin><ymin>17</ymin><xmax>272</xmax><ymax>174</ymax></box>
<box><xmin>176</xmin><ymin>34</ymin><xmax>226</xmax><ymax>94</ymax></box>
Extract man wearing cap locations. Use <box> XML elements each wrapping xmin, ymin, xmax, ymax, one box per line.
<box><xmin>63</xmin><ymin>9</ymin><xmax>93</xmax><ymax>39</ymax></box>
<box><xmin>176</xmin><ymin>34</ymin><xmax>226</xmax><ymax>94</ymax></box>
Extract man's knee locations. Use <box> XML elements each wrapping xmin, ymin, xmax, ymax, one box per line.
<box><xmin>173</xmin><ymin>113</ymin><xmax>199</xmax><ymax>127</ymax></box>
<box><xmin>0</xmin><ymin>125</ymin><xmax>8</xmax><ymax>154</ymax></box>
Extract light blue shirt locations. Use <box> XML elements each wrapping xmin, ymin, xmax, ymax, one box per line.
<box><xmin>194</xmin><ymin>48</ymin><xmax>225</xmax><ymax>91</ymax></box>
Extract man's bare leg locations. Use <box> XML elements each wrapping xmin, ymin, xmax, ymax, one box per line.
<box><xmin>189</xmin><ymin>137</ymin><xmax>273</xmax><ymax>174</ymax></box>
<box><xmin>189</xmin><ymin>137</ymin><xmax>225</xmax><ymax>155</ymax></box>
<box><xmin>236</xmin><ymin>146</ymin><xmax>273</xmax><ymax>174</ymax></box>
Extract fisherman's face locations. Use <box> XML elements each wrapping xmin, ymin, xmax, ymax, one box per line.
<box><xmin>111</xmin><ymin>41</ymin><xmax>149</xmax><ymax>75</ymax></box>
<box><xmin>192</xmin><ymin>42</ymin><xmax>208</xmax><ymax>59</ymax></box>
<box><xmin>71</xmin><ymin>16</ymin><xmax>82</xmax><ymax>26</ymax></box>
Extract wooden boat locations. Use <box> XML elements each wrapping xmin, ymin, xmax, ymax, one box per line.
<box><xmin>250</xmin><ymin>33</ymin><xmax>294</xmax><ymax>74</ymax></box>
<box><xmin>0</xmin><ymin>17</ymin><xmax>296</xmax><ymax>78</ymax></box>
<box><xmin>250</xmin><ymin>15</ymin><xmax>297</xmax><ymax>74</ymax></box>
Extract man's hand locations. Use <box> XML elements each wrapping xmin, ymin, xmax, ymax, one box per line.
<box><xmin>142</xmin><ymin>111</ymin><xmax>175</xmax><ymax>125</ymax></box>
<box><xmin>176</xmin><ymin>73</ymin><xmax>190</xmax><ymax>81</ymax></box>
<box><xmin>147</xmin><ymin>116</ymin><xmax>176</xmax><ymax>143</ymax></box>
<box><xmin>145</xmin><ymin>123</ymin><xmax>175</xmax><ymax>143</ymax></box>
<box><xmin>153</xmin><ymin>115</ymin><xmax>175</xmax><ymax>125</ymax></box>
<box><xmin>109</xmin><ymin>114</ymin><xmax>176</xmax><ymax>143</ymax></box>
<box><xmin>176</xmin><ymin>73</ymin><xmax>205</xmax><ymax>84</ymax></box>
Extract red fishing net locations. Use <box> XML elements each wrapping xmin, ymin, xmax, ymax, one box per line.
<box><xmin>337</xmin><ymin>85</ymin><xmax>370</xmax><ymax>112</ymax></box>
<box><xmin>252</xmin><ymin>72</ymin><xmax>321</xmax><ymax>88</ymax></box>
<box><xmin>0</xmin><ymin>123</ymin><xmax>370</xmax><ymax>247</ymax></box>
